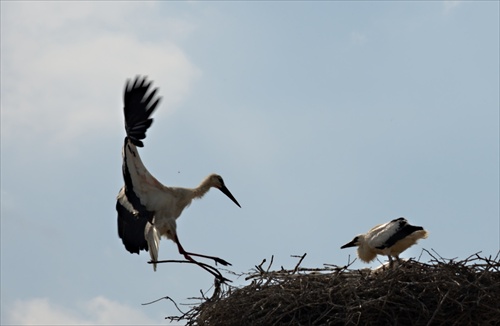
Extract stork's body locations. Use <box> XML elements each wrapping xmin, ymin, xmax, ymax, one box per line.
<box><xmin>116</xmin><ymin>77</ymin><xmax>240</xmax><ymax>281</ymax></box>
<box><xmin>341</xmin><ymin>217</ymin><xmax>428</xmax><ymax>266</ymax></box>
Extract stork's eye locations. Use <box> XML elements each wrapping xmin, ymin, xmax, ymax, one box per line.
<box><xmin>217</xmin><ymin>176</ymin><xmax>224</xmax><ymax>184</ymax></box>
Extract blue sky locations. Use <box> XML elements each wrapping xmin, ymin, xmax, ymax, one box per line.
<box><xmin>1</xmin><ymin>1</ymin><xmax>499</xmax><ymax>325</ymax></box>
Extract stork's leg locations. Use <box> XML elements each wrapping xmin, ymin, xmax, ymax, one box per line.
<box><xmin>174</xmin><ymin>234</ymin><xmax>231</xmax><ymax>283</ymax></box>
<box><xmin>174</xmin><ymin>234</ymin><xmax>231</xmax><ymax>266</ymax></box>
<box><xmin>388</xmin><ymin>255</ymin><xmax>394</xmax><ymax>268</ymax></box>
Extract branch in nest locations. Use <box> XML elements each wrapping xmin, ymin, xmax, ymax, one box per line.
<box><xmin>291</xmin><ymin>253</ymin><xmax>307</xmax><ymax>274</ymax></box>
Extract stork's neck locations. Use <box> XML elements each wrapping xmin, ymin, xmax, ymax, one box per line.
<box><xmin>191</xmin><ymin>177</ymin><xmax>213</xmax><ymax>200</ymax></box>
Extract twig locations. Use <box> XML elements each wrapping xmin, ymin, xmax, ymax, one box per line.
<box><xmin>426</xmin><ymin>291</ymin><xmax>449</xmax><ymax>326</ymax></box>
<box><xmin>266</xmin><ymin>255</ymin><xmax>274</xmax><ymax>273</ymax></box>
<box><xmin>292</xmin><ymin>253</ymin><xmax>307</xmax><ymax>274</ymax></box>
<box><xmin>255</xmin><ymin>258</ymin><xmax>267</xmax><ymax>273</ymax></box>
<box><xmin>142</xmin><ymin>296</ymin><xmax>185</xmax><ymax>315</ymax></box>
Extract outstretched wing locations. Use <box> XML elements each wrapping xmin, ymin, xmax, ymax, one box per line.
<box><xmin>121</xmin><ymin>76</ymin><xmax>167</xmax><ymax>212</ymax></box>
<box><xmin>123</xmin><ymin>76</ymin><xmax>161</xmax><ymax>147</ymax></box>
<box><xmin>116</xmin><ymin>187</ymin><xmax>151</xmax><ymax>254</ymax></box>
<box><xmin>117</xmin><ymin>76</ymin><xmax>163</xmax><ymax>264</ymax></box>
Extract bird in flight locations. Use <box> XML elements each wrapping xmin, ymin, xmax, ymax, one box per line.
<box><xmin>341</xmin><ymin>217</ymin><xmax>428</xmax><ymax>267</ymax></box>
<box><xmin>116</xmin><ymin>76</ymin><xmax>241</xmax><ymax>282</ymax></box>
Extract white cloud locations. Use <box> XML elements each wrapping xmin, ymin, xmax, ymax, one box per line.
<box><xmin>7</xmin><ymin>297</ymin><xmax>163</xmax><ymax>325</ymax></box>
<box><xmin>1</xmin><ymin>2</ymin><xmax>200</xmax><ymax>151</ymax></box>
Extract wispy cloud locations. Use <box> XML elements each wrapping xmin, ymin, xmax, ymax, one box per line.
<box><xmin>6</xmin><ymin>297</ymin><xmax>163</xmax><ymax>325</ymax></box>
<box><xmin>1</xmin><ymin>2</ymin><xmax>200</xmax><ymax>151</ymax></box>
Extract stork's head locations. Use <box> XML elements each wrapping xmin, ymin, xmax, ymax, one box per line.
<box><xmin>340</xmin><ymin>235</ymin><xmax>363</xmax><ymax>249</ymax></box>
<box><xmin>207</xmin><ymin>174</ymin><xmax>241</xmax><ymax>208</ymax></box>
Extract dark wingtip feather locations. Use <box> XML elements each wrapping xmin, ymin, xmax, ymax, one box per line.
<box><xmin>123</xmin><ymin>76</ymin><xmax>162</xmax><ymax>147</ymax></box>
<box><xmin>116</xmin><ymin>198</ymin><xmax>149</xmax><ymax>254</ymax></box>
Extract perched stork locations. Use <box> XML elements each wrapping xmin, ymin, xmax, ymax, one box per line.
<box><xmin>340</xmin><ymin>217</ymin><xmax>428</xmax><ymax>266</ymax></box>
<box><xmin>116</xmin><ymin>76</ymin><xmax>241</xmax><ymax>281</ymax></box>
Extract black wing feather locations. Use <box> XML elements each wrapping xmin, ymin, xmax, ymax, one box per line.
<box><xmin>116</xmin><ymin>194</ymin><xmax>149</xmax><ymax>254</ymax></box>
<box><xmin>376</xmin><ymin>219</ymin><xmax>424</xmax><ymax>249</ymax></box>
<box><xmin>123</xmin><ymin>76</ymin><xmax>161</xmax><ymax>147</ymax></box>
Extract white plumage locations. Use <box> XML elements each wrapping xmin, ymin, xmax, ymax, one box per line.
<box><xmin>341</xmin><ymin>217</ymin><xmax>428</xmax><ymax>266</ymax></box>
<box><xmin>116</xmin><ymin>76</ymin><xmax>240</xmax><ymax>282</ymax></box>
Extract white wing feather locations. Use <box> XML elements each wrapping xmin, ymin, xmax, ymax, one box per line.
<box><xmin>365</xmin><ymin>219</ymin><xmax>405</xmax><ymax>249</ymax></box>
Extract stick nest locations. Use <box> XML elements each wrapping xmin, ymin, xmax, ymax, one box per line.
<box><xmin>168</xmin><ymin>251</ymin><xmax>500</xmax><ymax>325</ymax></box>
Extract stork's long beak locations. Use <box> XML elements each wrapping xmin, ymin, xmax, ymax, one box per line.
<box><xmin>340</xmin><ymin>239</ymin><xmax>358</xmax><ymax>249</ymax></box>
<box><xmin>219</xmin><ymin>185</ymin><xmax>241</xmax><ymax>208</ymax></box>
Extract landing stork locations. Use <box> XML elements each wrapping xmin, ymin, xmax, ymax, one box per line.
<box><xmin>116</xmin><ymin>76</ymin><xmax>240</xmax><ymax>282</ymax></box>
<box><xmin>340</xmin><ymin>217</ymin><xmax>428</xmax><ymax>266</ymax></box>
